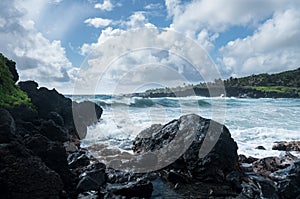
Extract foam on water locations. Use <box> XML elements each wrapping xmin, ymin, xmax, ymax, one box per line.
<box><xmin>75</xmin><ymin>95</ymin><xmax>300</xmax><ymax>159</ymax></box>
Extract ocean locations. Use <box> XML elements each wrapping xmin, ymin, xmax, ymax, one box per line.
<box><xmin>70</xmin><ymin>95</ymin><xmax>300</xmax><ymax>160</ymax></box>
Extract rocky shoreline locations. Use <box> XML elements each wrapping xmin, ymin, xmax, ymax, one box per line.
<box><xmin>0</xmin><ymin>59</ymin><xmax>299</xmax><ymax>198</ymax></box>
<box><xmin>1</xmin><ymin>84</ymin><xmax>300</xmax><ymax>198</ymax></box>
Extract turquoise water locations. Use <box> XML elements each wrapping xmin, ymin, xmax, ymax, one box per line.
<box><xmin>70</xmin><ymin>95</ymin><xmax>300</xmax><ymax>158</ymax></box>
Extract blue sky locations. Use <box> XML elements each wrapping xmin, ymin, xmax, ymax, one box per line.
<box><xmin>0</xmin><ymin>0</ymin><xmax>299</xmax><ymax>94</ymax></box>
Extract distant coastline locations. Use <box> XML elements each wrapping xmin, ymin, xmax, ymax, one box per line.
<box><xmin>128</xmin><ymin>68</ymin><xmax>300</xmax><ymax>98</ymax></box>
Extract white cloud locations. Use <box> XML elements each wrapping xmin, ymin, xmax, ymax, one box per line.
<box><xmin>126</xmin><ymin>12</ymin><xmax>148</xmax><ymax>29</ymax></box>
<box><xmin>77</xmin><ymin>27</ymin><xmax>220</xmax><ymax>94</ymax></box>
<box><xmin>167</xmin><ymin>0</ymin><xmax>300</xmax><ymax>33</ymax></box>
<box><xmin>84</xmin><ymin>17</ymin><xmax>112</xmax><ymax>28</ymax></box>
<box><xmin>95</xmin><ymin>0</ymin><xmax>114</xmax><ymax>11</ymax></box>
<box><xmin>0</xmin><ymin>0</ymin><xmax>74</xmax><ymax>92</ymax></box>
<box><xmin>165</xmin><ymin>0</ymin><xmax>300</xmax><ymax>76</ymax></box>
<box><xmin>220</xmin><ymin>8</ymin><xmax>300</xmax><ymax>76</ymax></box>
<box><xmin>144</xmin><ymin>3</ymin><xmax>163</xmax><ymax>10</ymax></box>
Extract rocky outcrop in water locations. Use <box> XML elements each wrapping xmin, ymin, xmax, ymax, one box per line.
<box><xmin>133</xmin><ymin>114</ymin><xmax>239</xmax><ymax>182</ymax></box>
<box><xmin>18</xmin><ymin>81</ymin><xmax>103</xmax><ymax>139</ymax></box>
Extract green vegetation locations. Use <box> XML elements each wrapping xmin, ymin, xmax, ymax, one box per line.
<box><xmin>0</xmin><ymin>53</ymin><xmax>32</xmax><ymax>108</ymax></box>
<box><xmin>224</xmin><ymin>68</ymin><xmax>300</xmax><ymax>87</ymax></box>
<box><xmin>248</xmin><ymin>86</ymin><xmax>299</xmax><ymax>95</ymax></box>
<box><xmin>144</xmin><ymin>68</ymin><xmax>300</xmax><ymax>97</ymax></box>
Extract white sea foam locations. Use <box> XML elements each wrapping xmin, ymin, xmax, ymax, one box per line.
<box><xmin>77</xmin><ymin>95</ymin><xmax>300</xmax><ymax>159</ymax></box>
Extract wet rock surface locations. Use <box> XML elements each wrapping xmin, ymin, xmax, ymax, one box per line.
<box><xmin>133</xmin><ymin>114</ymin><xmax>239</xmax><ymax>182</ymax></box>
<box><xmin>272</xmin><ymin>141</ymin><xmax>300</xmax><ymax>151</ymax></box>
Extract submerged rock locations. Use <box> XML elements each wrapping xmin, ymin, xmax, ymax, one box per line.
<box><xmin>133</xmin><ymin>114</ymin><xmax>239</xmax><ymax>182</ymax></box>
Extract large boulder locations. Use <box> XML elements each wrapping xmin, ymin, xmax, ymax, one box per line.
<box><xmin>0</xmin><ymin>141</ymin><xmax>63</xmax><ymax>198</ymax></box>
<box><xmin>19</xmin><ymin>81</ymin><xmax>103</xmax><ymax>139</ymax></box>
<box><xmin>133</xmin><ymin>114</ymin><xmax>239</xmax><ymax>182</ymax></box>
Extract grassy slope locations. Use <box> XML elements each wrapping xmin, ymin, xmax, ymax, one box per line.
<box><xmin>0</xmin><ymin>53</ymin><xmax>32</xmax><ymax>108</ymax></box>
<box><xmin>225</xmin><ymin>68</ymin><xmax>300</xmax><ymax>96</ymax></box>
<box><xmin>145</xmin><ymin>68</ymin><xmax>300</xmax><ymax>97</ymax></box>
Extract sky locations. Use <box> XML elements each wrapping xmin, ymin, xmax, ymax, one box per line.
<box><xmin>0</xmin><ymin>0</ymin><xmax>299</xmax><ymax>94</ymax></box>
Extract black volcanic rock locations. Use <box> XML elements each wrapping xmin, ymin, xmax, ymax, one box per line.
<box><xmin>3</xmin><ymin>55</ymin><xmax>19</xmax><ymax>82</ymax></box>
<box><xmin>133</xmin><ymin>114</ymin><xmax>239</xmax><ymax>182</ymax></box>
<box><xmin>0</xmin><ymin>108</ymin><xmax>17</xmax><ymax>143</ymax></box>
<box><xmin>40</xmin><ymin>119</ymin><xmax>69</xmax><ymax>142</ymax></box>
<box><xmin>270</xmin><ymin>160</ymin><xmax>300</xmax><ymax>199</ymax></box>
<box><xmin>8</xmin><ymin>104</ymin><xmax>38</xmax><ymax>123</ymax></box>
<box><xmin>272</xmin><ymin>141</ymin><xmax>300</xmax><ymax>151</ymax></box>
<box><xmin>19</xmin><ymin>80</ymin><xmax>103</xmax><ymax>139</ymax></box>
<box><xmin>24</xmin><ymin>134</ymin><xmax>74</xmax><ymax>192</ymax></box>
<box><xmin>0</xmin><ymin>141</ymin><xmax>63</xmax><ymax>198</ymax></box>
<box><xmin>106</xmin><ymin>179</ymin><xmax>153</xmax><ymax>198</ymax></box>
<box><xmin>238</xmin><ymin>173</ymin><xmax>279</xmax><ymax>199</ymax></box>
<box><xmin>76</xmin><ymin>169</ymin><xmax>106</xmax><ymax>193</ymax></box>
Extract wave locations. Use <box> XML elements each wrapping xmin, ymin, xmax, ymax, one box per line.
<box><xmin>96</xmin><ymin>97</ymin><xmax>212</xmax><ymax>108</ymax></box>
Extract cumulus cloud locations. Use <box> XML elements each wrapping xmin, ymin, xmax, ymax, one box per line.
<box><xmin>220</xmin><ymin>8</ymin><xmax>300</xmax><ymax>76</ymax></box>
<box><xmin>0</xmin><ymin>0</ymin><xmax>74</xmax><ymax>92</ymax></box>
<box><xmin>165</xmin><ymin>0</ymin><xmax>300</xmax><ymax>76</ymax></box>
<box><xmin>95</xmin><ymin>0</ymin><xmax>114</xmax><ymax>11</ymax></box>
<box><xmin>84</xmin><ymin>17</ymin><xmax>112</xmax><ymax>28</ymax></box>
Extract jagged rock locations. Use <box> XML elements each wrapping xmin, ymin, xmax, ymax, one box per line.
<box><xmin>0</xmin><ymin>108</ymin><xmax>16</xmax><ymax>143</ymax></box>
<box><xmin>4</xmin><ymin>55</ymin><xmax>19</xmax><ymax>82</ymax></box>
<box><xmin>106</xmin><ymin>179</ymin><xmax>153</xmax><ymax>198</ymax></box>
<box><xmin>48</xmin><ymin>111</ymin><xmax>64</xmax><ymax>126</ymax></box>
<box><xmin>76</xmin><ymin>169</ymin><xmax>106</xmax><ymax>193</ymax></box>
<box><xmin>8</xmin><ymin>104</ymin><xmax>38</xmax><ymax>122</ymax></box>
<box><xmin>24</xmin><ymin>134</ymin><xmax>74</xmax><ymax>191</ymax></box>
<box><xmin>167</xmin><ymin>170</ymin><xmax>189</xmax><ymax>184</ymax></box>
<box><xmin>19</xmin><ymin>81</ymin><xmax>103</xmax><ymax>139</ymax></box>
<box><xmin>40</xmin><ymin>119</ymin><xmax>69</xmax><ymax>142</ymax></box>
<box><xmin>0</xmin><ymin>141</ymin><xmax>63</xmax><ymax>198</ymax></box>
<box><xmin>238</xmin><ymin>173</ymin><xmax>279</xmax><ymax>199</ymax></box>
<box><xmin>238</xmin><ymin>154</ymin><xmax>258</xmax><ymax>164</ymax></box>
<box><xmin>270</xmin><ymin>160</ymin><xmax>300</xmax><ymax>199</ymax></box>
<box><xmin>14</xmin><ymin>120</ymin><xmax>39</xmax><ymax>137</ymax></box>
<box><xmin>68</xmin><ymin>151</ymin><xmax>90</xmax><ymax>169</ymax></box>
<box><xmin>64</xmin><ymin>141</ymin><xmax>79</xmax><ymax>153</ymax></box>
<box><xmin>272</xmin><ymin>141</ymin><xmax>300</xmax><ymax>151</ymax></box>
<box><xmin>252</xmin><ymin>157</ymin><xmax>283</xmax><ymax>177</ymax></box>
<box><xmin>133</xmin><ymin>114</ymin><xmax>239</xmax><ymax>182</ymax></box>
<box><xmin>106</xmin><ymin>168</ymin><xmax>134</xmax><ymax>184</ymax></box>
